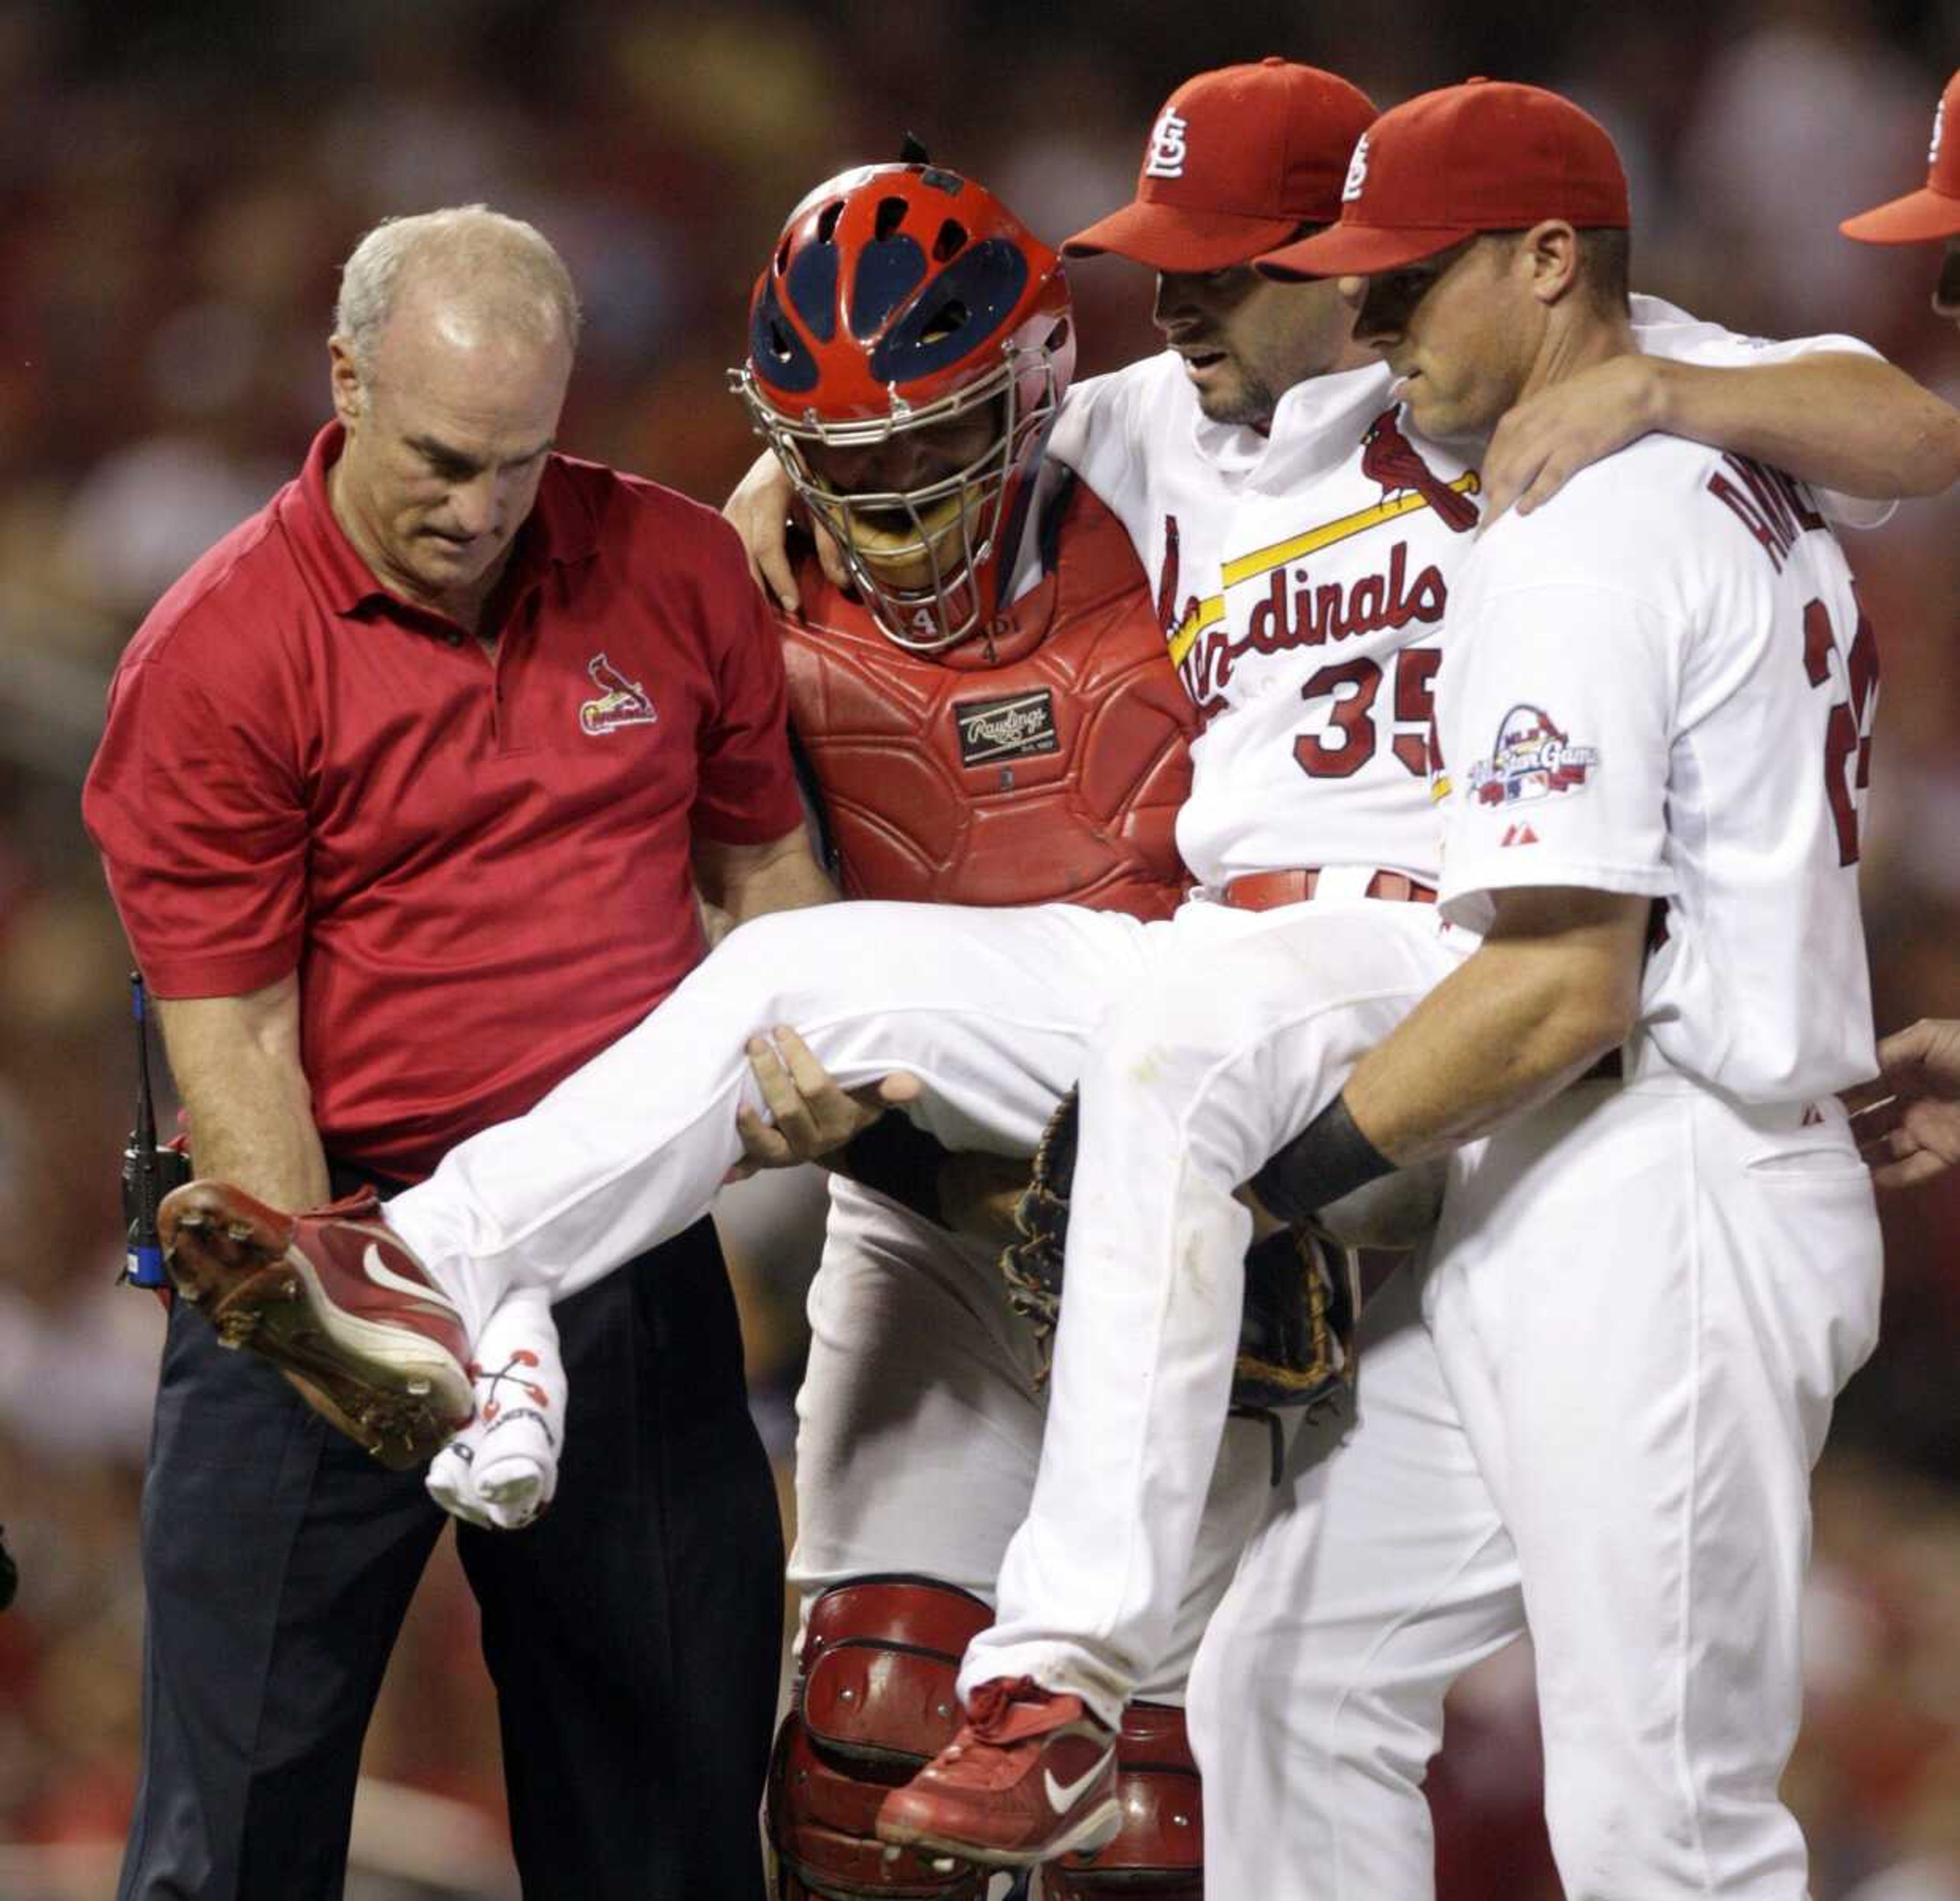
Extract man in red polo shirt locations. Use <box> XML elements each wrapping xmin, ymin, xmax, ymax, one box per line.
<box><xmin>82</xmin><ymin>206</ymin><xmax>830</xmax><ymax>1901</ymax></box>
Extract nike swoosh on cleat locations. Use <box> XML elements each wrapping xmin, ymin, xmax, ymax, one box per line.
<box><xmin>362</xmin><ymin>1243</ymin><xmax>465</xmax><ymax>1319</ymax></box>
<box><xmin>1043</xmin><ymin>1748</ymin><xmax>1112</xmax><ymax>1815</ymax></box>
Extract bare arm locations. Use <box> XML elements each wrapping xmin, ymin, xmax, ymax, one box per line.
<box><xmin>1253</xmin><ymin>887</ymin><xmax>1648</xmax><ymax>1222</ymax></box>
<box><xmin>1483</xmin><ymin>352</ymin><xmax>1960</xmax><ymax>520</ymax></box>
<box><xmin>693</xmin><ymin>823</ymin><xmax>838</xmax><ymax>927</ymax></box>
<box><xmin>1343</xmin><ymin>887</ymin><xmax>1649</xmax><ymax>1161</ymax></box>
<box><xmin>156</xmin><ymin>973</ymin><xmax>330</xmax><ymax>1206</ymax></box>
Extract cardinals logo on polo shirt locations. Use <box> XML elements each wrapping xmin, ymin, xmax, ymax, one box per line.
<box><xmin>579</xmin><ymin>654</ymin><xmax>657</xmax><ymax>735</ymax></box>
<box><xmin>1468</xmin><ymin>704</ymin><xmax>1598</xmax><ymax>806</ymax></box>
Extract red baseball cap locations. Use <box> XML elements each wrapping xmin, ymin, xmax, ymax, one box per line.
<box><xmin>1841</xmin><ymin>69</ymin><xmax>1960</xmax><ymax>244</ymax></box>
<box><xmin>1258</xmin><ymin>79</ymin><xmax>1630</xmax><ymax>279</ymax></box>
<box><xmin>1063</xmin><ymin>59</ymin><xmax>1377</xmax><ymax>273</ymax></box>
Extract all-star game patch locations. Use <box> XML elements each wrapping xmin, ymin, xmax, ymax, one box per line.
<box><xmin>1468</xmin><ymin>703</ymin><xmax>1598</xmax><ymax>806</ymax></box>
<box><xmin>954</xmin><ymin>689</ymin><xmax>1061</xmax><ymax>768</ymax></box>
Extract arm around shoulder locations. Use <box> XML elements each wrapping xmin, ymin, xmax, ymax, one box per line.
<box><xmin>1648</xmin><ymin>351</ymin><xmax>1960</xmax><ymax>501</ymax></box>
<box><xmin>1482</xmin><ymin>350</ymin><xmax>1960</xmax><ymax>522</ymax></box>
<box><xmin>1343</xmin><ymin>885</ymin><xmax>1650</xmax><ymax>1165</ymax></box>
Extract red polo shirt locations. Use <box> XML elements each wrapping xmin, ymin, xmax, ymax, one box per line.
<box><xmin>84</xmin><ymin>424</ymin><xmax>805</xmax><ymax>1181</ymax></box>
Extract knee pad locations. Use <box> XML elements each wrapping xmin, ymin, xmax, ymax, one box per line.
<box><xmin>1044</xmin><ymin>1701</ymin><xmax>1203</xmax><ymax>1898</ymax></box>
<box><xmin>768</xmin><ymin>1576</ymin><xmax>995</xmax><ymax>1899</ymax></box>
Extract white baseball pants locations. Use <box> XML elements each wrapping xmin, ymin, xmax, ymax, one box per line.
<box><xmin>1186</xmin><ymin>1073</ymin><xmax>1883</xmax><ymax>1901</ymax></box>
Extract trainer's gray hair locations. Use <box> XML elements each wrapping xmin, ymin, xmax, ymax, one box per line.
<box><xmin>333</xmin><ymin>205</ymin><xmax>582</xmax><ymax>379</ymax></box>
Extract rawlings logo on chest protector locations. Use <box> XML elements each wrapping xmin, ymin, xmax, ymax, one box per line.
<box><xmin>954</xmin><ymin>689</ymin><xmax>1061</xmax><ymax>766</ymax></box>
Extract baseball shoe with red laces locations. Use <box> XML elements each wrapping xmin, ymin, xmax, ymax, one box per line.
<box><xmin>160</xmin><ymin>1181</ymin><xmax>473</xmax><ymax>1470</ymax></box>
<box><xmin>875</xmin><ymin>1676</ymin><xmax>1120</xmax><ymax>1869</ymax></box>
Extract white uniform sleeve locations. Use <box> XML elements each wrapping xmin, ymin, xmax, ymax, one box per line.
<box><xmin>1438</xmin><ymin>561</ymin><xmax>1681</xmax><ymax>932</ymax></box>
<box><xmin>1629</xmin><ymin>294</ymin><xmax>1896</xmax><ymax>530</ymax></box>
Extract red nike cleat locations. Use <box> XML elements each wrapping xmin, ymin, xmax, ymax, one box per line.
<box><xmin>160</xmin><ymin>1181</ymin><xmax>473</xmax><ymax>1470</ymax></box>
<box><xmin>874</xmin><ymin>1676</ymin><xmax>1120</xmax><ymax>1870</ymax></box>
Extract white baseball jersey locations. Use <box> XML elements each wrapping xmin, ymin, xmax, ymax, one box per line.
<box><xmin>1437</xmin><ymin>429</ymin><xmax>1880</xmax><ymax>1101</ymax></box>
<box><xmin>1046</xmin><ymin>297</ymin><xmax>1890</xmax><ymax>894</ymax></box>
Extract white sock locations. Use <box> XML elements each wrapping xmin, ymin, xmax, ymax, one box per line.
<box><xmin>426</xmin><ymin>1288</ymin><xmax>565</xmax><ymax>1532</ymax></box>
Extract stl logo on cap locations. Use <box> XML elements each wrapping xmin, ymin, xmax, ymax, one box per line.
<box><xmin>1932</xmin><ymin>95</ymin><xmax>1947</xmax><ymax>166</ymax></box>
<box><xmin>1341</xmin><ymin>132</ymin><xmax>1370</xmax><ymax>205</ymax></box>
<box><xmin>1144</xmin><ymin>107</ymin><xmax>1190</xmax><ymax>180</ymax></box>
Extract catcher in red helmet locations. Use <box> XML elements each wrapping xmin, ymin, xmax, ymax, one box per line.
<box><xmin>732</xmin><ymin>158</ymin><xmax>1077</xmax><ymax>655</ymax></box>
<box><xmin>727</xmin><ymin>155</ymin><xmax>1229</xmax><ymax>1901</ymax></box>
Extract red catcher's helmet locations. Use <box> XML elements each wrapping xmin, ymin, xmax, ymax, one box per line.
<box><xmin>731</xmin><ymin>161</ymin><xmax>1076</xmax><ymax>653</ymax></box>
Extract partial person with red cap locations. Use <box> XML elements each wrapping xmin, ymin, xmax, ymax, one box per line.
<box><xmin>1843</xmin><ymin>68</ymin><xmax>1960</xmax><ymax>325</ymax></box>
<box><xmin>148</xmin><ymin>68</ymin><xmax>1951</xmax><ymax>1896</ymax></box>
<box><xmin>1841</xmin><ymin>72</ymin><xmax>1960</xmax><ymax>1192</ymax></box>
<box><xmin>893</xmin><ymin>77</ymin><xmax>1888</xmax><ymax>1898</ymax></box>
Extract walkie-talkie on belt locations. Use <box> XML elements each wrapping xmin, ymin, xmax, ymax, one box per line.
<box><xmin>121</xmin><ymin>972</ymin><xmax>190</xmax><ymax>1288</ymax></box>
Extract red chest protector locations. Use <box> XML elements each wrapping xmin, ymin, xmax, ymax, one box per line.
<box><xmin>779</xmin><ymin>477</ymin><xmax>1195</xmax><ymax>921</ymax></box>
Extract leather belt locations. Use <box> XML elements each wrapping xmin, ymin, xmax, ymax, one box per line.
<box><xmin>1221</xmin><ymin>868</ymin><xmax>1439</xmax><ymax>911</ymax></box>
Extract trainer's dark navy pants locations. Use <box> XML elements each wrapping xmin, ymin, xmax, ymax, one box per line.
<box><xmin>118</xmin><ymin>1205</ymin><xmax>782</xmax><ymax>1901</ymax></box>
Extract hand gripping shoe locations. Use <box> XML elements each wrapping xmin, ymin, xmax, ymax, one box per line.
<box><xmin>875</xmin><ymin>1677</ymin><xmax>1120</xmax><ymax>1871</ymax></box>
<box><xmin>160</xmin><ymin>1181</ymin><xmax>473</xmax><ymax>1469</ymax></box>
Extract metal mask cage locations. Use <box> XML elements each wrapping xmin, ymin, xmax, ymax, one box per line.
<box><xmin>731</xmin><ymin>341</ymin><xmax>1062</xmax><ymax>654</ymax></box>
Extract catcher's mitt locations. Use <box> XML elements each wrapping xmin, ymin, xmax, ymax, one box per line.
<box><xmin>1000</xmin><ymin>1088</ymin><xmax>1361</xmax><ymax>1415</ymax></box>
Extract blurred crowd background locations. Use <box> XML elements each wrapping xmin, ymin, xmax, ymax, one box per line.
<box><xmin>0</xmin><ymin>0</ymin><xmax>1955</xmax><ymax>1894</ymax></box>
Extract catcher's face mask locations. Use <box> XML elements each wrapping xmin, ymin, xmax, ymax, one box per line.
<box><xmin>768</xmin><ymin>389</ymin><xmax>1033</xmax><ymax>650</ymax></box>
